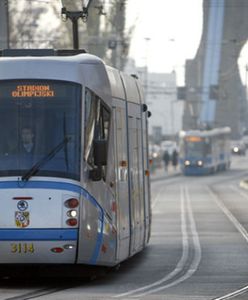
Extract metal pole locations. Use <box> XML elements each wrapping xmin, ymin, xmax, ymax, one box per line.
<box><xmin>72</xmin><ymin>19</ymin><xmax>79</xmax><ymax>49</ymax></box>
<box><xmin>61</xmin><ymin>1</ymin><xmax>94</xmax><ymax>50</ymax></box>
<box><xmin>6</xmin><ymin>0</ymin><xmax>9</xmax><ymax>48</ymax></box>
<box><xmin>245</xmin><ymin>64</ymin><xmax>248</xmax><ymax>101</ymax></box>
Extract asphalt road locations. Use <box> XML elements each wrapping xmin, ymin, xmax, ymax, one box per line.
<box><xmin>1</xmin><ymin>155</ymin><xmax>248</xmax><ymax>300</ymax></box>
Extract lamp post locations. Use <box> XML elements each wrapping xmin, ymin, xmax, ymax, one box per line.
<box><xmin>61</xmin><ymin>0</ymin><xmax>93</xmax><ymax>49</ymax></box>
<box><xmin>144</xmin><ymin>37</ymin><xmax>151</xmax><ymax>103</ymax></box>
<box><xmin>245</xmin><ymin>64</ymin><xmax>248</xmax><ymax>101</ymax></box>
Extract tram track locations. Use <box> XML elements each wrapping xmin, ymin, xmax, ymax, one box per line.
<box><xmin>115</xmin><ymin>169</ymin><xmax>248</xmax><ymax>300</ymax></box>
<box><xmin>207</xmin><ymin>184</ymin><xmax>248</xmax><ymax>300</ymax></box>
<box><xmin>114</xmin><ymin>185</ymin><xmax>201</xmax><ymax>299</ymax></box>
<box><xmin>3</xmin><ymin>169</ymin><xmax>248</xmax><ymax>300</ymax></box>
<box><xmin>0</xmin><ymin>278</ymin><xmax>83</xmax><ymax>300</ymax></box>
<box><xmin>2</xmin><ymin>287</ymin><xmax>68</xmax><ymax>300</ymax></box>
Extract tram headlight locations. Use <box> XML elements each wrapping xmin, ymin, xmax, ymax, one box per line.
<box><xmin>64</xmin><ymin>244</ymin><xmax>75</xmax><ymax>250</ymax></box>
<box><xmin>152</xmin><ymin>152</ymin><xmax>158</xmax><ymax>158</ymax></box>
<box><xmin>64</xmin><ymin>197</ymin><xmax>79</xmax><ymax>227</ymax></box>
<box><xmin>67</xmin><ymin>210</ymin><xmax>77</xmax><ymax>218</ymax></box>
<box><xmin>184</xmin><ymin>160</ymin><xmax>190</xmax><ymax>166</ymax></box>
<box><xmin>233</xmin><ymin>147</ymin><xmax>239</xmax><ymax>153</ymax></box>
<box><xmin>197</xmin><ymin>160</ymin><xmax>203</xmax><ymax>167</ymax></box>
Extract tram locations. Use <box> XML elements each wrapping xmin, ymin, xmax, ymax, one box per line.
<box><xmin>179</xmin><ymin>127</ymin><xmax>231</xmax><ymax>175</ymax></box>
<box><xmin>0</xmin><ymin>49</ymin><xmax>151</xmax><ymax>268</ymax></box>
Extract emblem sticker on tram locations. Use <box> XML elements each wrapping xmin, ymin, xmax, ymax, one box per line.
<box><xmin>17</xmin><ymin>200</ymin><xmax>28</xmax><ymax>211</ymax></box>
<box><xmin>15</xmin><ymin>211</ymin><xmax>30</xmax><ymax>228</ymax></box>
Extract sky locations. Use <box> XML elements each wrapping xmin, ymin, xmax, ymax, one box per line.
<box><xmin>126</xmin><ymin>0</ymin><xmax>203</xmax><ymax>84</ymax></box>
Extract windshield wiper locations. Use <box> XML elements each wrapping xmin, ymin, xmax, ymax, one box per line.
<box><xmin>21</xmin><ymin>136</ymin><xmax>71</xmax><ymax>182</ymax></box>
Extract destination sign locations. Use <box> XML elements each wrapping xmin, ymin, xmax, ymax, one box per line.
<box><xmin>185</xmin><ymin>136</ymin><xmax>203</xmax><ymax>142</ymax></box>
<box><xmin>11</xmin><ymin>85</ymin><xmax>55</xmax><ymax>98</ymax></box>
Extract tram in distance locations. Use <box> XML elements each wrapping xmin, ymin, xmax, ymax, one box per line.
<box><xmin>0</xmin><ymin>49</ymin><xmax>151</xmax><ymax>270</ymax></box>
<box><xmin>179</xmin><ymin>127</ymin><xmax>231</xmax><ymax>175</ymax></box>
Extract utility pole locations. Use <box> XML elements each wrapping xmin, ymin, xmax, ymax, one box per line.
<box><xmin>144</xmin><ymin>37</ymin><xmax>150</xmax><ymax>103</ymax></box>
<box><xmin>0</xmin><ymin>0</ymin><xmax>9</xmax><ymax>49</ymax></box>
<box><xmin>245</xmin><ymin>64</ymin><xmax>248</xmax><ymax>101</ymax></box>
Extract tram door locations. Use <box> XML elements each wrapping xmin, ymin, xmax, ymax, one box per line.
<box><xmin>113</xmin><ymin>102</ymin><xmax>130</xmax><ymax>261</ymax></box>
<box><xmin>142</xmin><ymin>111</ymin><xmax>151</xmax><ymax>244</ymax></box>
<box><xmin>128</xmin><ymin>103</ymin><xmax>145</xmax><ymax>255</ymax></box>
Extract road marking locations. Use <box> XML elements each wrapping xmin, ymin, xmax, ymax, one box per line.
<box><xmin>213</xmin><ymin>285</ymin><xmax>248</xmax><ymax>300</ymax></box>
<box><xmin>132</xmin><ymin>186</ymin><xmax>201</xmax><ymax>298</ymax></box>
<box><xmin>207</xmin><ymin>186</ymin><xmax>248</xmax><ymax>244</ymax></box>
<box><xmin>207</xmin><ymin>186</ymin><xmax>248</xmax><ymax>299</ymax></box>
<box><xmin>230</xmin><ymin>184</ymin><xmax>248</xmax><ymax>201</ymax></box>
<box><xmin>151</xmin><ymin>185</ymin><xmax>165</xmax><ymax>209</ymax></box>
<box><xmin>114</xmin><ymin>185</ymin><xmax>201</xmax><ymax>298</ymax></box>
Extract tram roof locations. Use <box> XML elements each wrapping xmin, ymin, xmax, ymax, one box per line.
<box><xmin>106</xmin><ymin>66</ymin><xmax>144</xmax><ymax>104</ymax></box>
<box><xmin>179</xmin><ymin>127</ymin><xmax>231</xmax><ymax>138</ymax></box>
<box><xmin>0</xmin><ymin>50</ymin><xmax>111</xmax><ymax>107</ymax></box>
<box><xmin>0</xmin><ymin>49</ymin><xmax>144</xmax><ymax>105</ymax></box>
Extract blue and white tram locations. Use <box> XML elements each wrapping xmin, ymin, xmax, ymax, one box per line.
<box><xmin>0</xmin><ymin>49</ymin><xmax>151</xmax><ymax>269</ymax></box>
<box><xmin>179</xmin><ymin>127</ymin><xmax>231</xmax><ymax>175</ymax></box>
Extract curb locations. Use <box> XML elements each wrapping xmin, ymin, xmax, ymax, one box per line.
<box><xmin>240</xmin><ymin>180</ymin><xmax>248</xmax><ymax>190</ymax></box>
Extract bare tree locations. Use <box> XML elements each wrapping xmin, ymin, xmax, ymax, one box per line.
<box><xmin>7</xmin><ymin>0</ymin><xmax>132</xmax><ymax>71</ymax></box>
<box><xmin>8</xmin><ymin>0</ymin><xmax>75</xmax><ymax>49</ymax></box>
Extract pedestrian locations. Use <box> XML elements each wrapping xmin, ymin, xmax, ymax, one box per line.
<box><xmin>163</xmin><ymin>150</ymin><xmax>170</xmax><ymax>172</ymax></box>
<box><xmin>171</xmin><ymin>149</ymin><xmax>178</xmax><ymax>170</ymax></box>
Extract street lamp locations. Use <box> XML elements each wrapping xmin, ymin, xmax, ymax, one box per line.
<box><xmin>245</xmin><ymin>64</ymin><xmax>248</xmax><ymax>101</ymax></box>
<box><xmin>144</xmin><ymin>37</ymin><xmax>151</xmax><ymax>103</ymax></box>
<box><xmin>61</xmin><ymin>0</ymin><xmax>93</xmax><ymax>49</ymax></box>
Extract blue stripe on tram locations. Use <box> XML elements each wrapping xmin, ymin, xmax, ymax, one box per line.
<box><xmin>0</xmin><ymin>228</ymin><xmax>78</xmax><ymax>241</ymax></box>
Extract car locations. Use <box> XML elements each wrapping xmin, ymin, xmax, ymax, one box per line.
<box><xmin>231</xmin><ymin>140</ymin><xmax>246</xmax><ymax>155</ymax></box>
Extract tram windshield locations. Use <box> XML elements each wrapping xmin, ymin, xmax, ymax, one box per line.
<box><xmin>0</xmin><ymin>80</ymin><xmax>81</xmax><ymax>180</ymax></box>
<box><xmin>185</xmin><ymin>138</ymin><xmax>211</xmax><ymax>157</ymax></box>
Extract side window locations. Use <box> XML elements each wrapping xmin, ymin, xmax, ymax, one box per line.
<box><xmin>84</xmin><ymin>88</ymin><xmax>110</xmax><ymax>175</ymax></box>
<box><xmin>99</xmin><ymin>105</ymin><xmax>110</xmax><ymax>141</ymax></box>
<box><xmin>204</xmin><ymin>138</ymin><xmax>211</xmax><ymax>155</ymax></box>
<box><xmin>84</xmin><ymin>89</ymin><xmax>99</xmax><ymax>165</ymax></box>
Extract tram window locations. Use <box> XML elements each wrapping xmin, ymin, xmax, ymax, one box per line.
<box><xmin>84</xmin><ymin>88</ymin><xmax>110</xmax><ymax>174</ymax></box>
<box><xmin>204</xmin><ymin>140</ymin><xmax>211</xmax><ymax>154</ymax></box>
<box><xmin>84</xmin><ymin>89</ymin><xmax>98</xmax><ymax>163</ymax></box>
<box><xmin>98</xmin><ymin>106</ymin><xmax>110</xmax><ymax>141</ymax></box>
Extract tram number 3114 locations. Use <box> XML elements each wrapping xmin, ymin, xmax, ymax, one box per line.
<box><xmin>11</xmin><ymin>243</ymin><xmax>35</xmax><ymax>254</ymax></box>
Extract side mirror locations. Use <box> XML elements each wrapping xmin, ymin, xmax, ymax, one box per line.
<box><xmin>93</xmin><ymin>139</ymin><xmax>107</xmax><ymax>166</ymax></box>
<box><xmin>143</xmin><ymin>104</ymin><xmax>148</xmax><ymax>112</ymax></box>
<box><xmin>89</xmin><ymin>166</ymin><xmax>103</xmax><ymax>181</ymax></box>
<box><xmin>89</xmin><ymin>139</ymin><xmax>107</xmax><ymax>181</ymax></box>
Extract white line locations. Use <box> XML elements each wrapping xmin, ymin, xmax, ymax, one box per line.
<box><xmin>207</xmin><ymin>186</ymin><xmax>248</xmax><ymax>244</ymax></box>
<box><xmin>230</xmin><ymin>184</ymin><xmax>248</xmax><ymax>201</ymax></box>
<box><xmin>185</xmin><ymin>185</ymin><xmax>202</xmax><ymax>274</ymax></box>
<box><xmin>213</xmin><ymin>285</ymin><xmax>248</xmax><ymax>300</ymax></box>
<box><xmin>113</xmin><ymin>186</ymin><xmax>189</xmax><ymax>298</ymax></box>
<box><xmin>207</xmin><ymin>186</ymin><xmax>248</xmax><ymax>299</ymax></box>
<box><xmin>151</xmin><ymin>185</ymin><xmax>166</xmax><ymax>209</ymax></box>
<box><xmin>132</xmin><ymin>186</ymin><xmax>201</xmax><ymax>297</ymax></box>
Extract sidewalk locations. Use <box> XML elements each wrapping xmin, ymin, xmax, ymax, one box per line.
<box><xmin>150</xmin><ymin>165</ymin><xmax>181</xmax><ymax>182</ymax></box>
